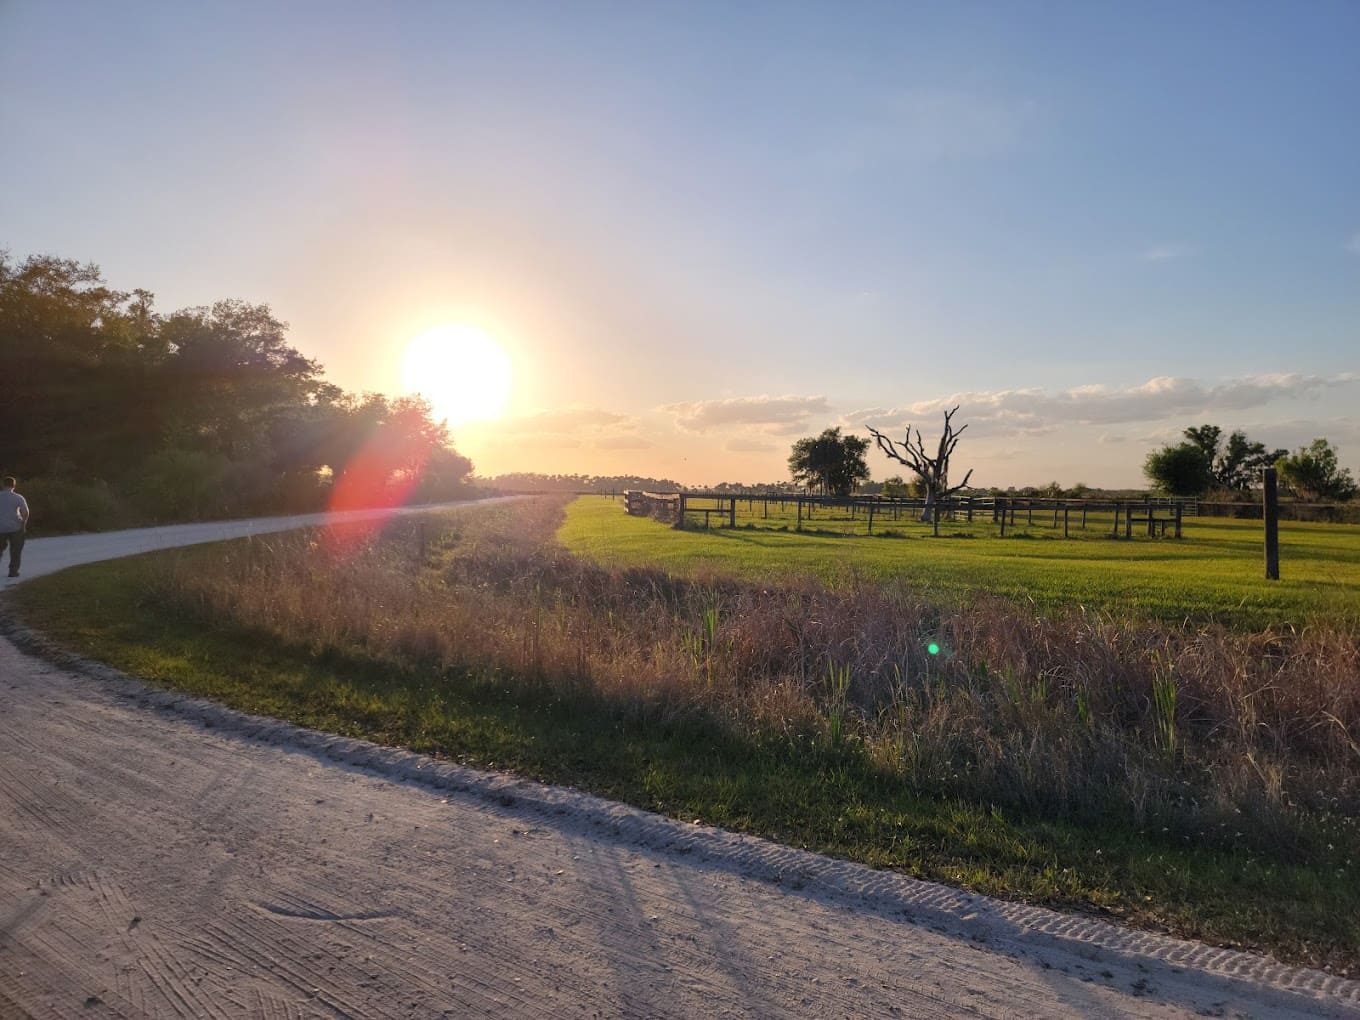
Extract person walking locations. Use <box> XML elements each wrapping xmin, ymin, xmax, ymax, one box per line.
<box><xmin>0</xmin><ymin>476</ymin><xmax>30</xmax><ymax>579</ymax></box>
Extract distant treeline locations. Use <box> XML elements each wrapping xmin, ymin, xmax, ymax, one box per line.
<box><xmin>482</xmin><ymin>473</ymin><xmax>683</xmax><ymax>494</ymax></box>
<box><xmin>1</xmin><ymin>252</ymin><xmax>474</xmax><ymax>533</ymax></box>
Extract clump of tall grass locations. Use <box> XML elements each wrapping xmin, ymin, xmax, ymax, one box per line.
<box><xmin>152</xmin><ymin>497</ymin><xmax>1360</xmax><ymax>857</ymax></box>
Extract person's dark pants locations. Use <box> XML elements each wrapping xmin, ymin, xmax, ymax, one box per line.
<box><xmin>0</xmin><ymin>530</ymin><xmax>24</xmax><ymax>576</ymax></box>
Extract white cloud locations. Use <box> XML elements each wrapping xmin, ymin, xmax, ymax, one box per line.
<box><xmin>662</xmin><ymin>394</ymin><xmax>831</xmax><ymax>434</ymax></box>
<box><xmin>843</xmin><ymin>373</ymin><xmax>1358</xmax><ymax>436</ymax></box>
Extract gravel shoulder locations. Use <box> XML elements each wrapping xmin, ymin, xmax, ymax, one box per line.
<box><xmin>2</xmin><ymin>507</ymin><xmax>1357</xmax><ymax>1018</ymax></box>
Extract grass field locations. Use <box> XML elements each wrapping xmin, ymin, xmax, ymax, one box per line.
<box><xmin>7</xmin><ymin>496</ymin><xmax>1359</xmax><ymax>972</ymax></box>
<box><xmin>562</xmin><ymin>495</ymin><xmax>1360</xmax><ymax>628</ymax></box>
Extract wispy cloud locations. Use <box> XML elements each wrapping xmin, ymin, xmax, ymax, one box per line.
<box><xmin>662</xmin><ymin>394</ymin><xmax>831</xmax><ymax>434</ymax></box>
<box><xmin>495</xmin><ymin>406</ymin><xmax>631</xmax><ymax>436</ymax></box>
<box><xmin>594</xmin><ymin>434</ymin><xmax>653</xmax><ymax>450</ymax></box>
<box><xmin>843</xmin><ymin>373</ymin><xmax>1358</xmax><ymax>436</ymax></box>
<box><xmin>725</xmin><ymin>437</ymin><xmax>778</xmax><ymax>453</ymax></box>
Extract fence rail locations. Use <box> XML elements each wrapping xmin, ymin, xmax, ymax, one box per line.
<box><xmin>623</xmin><ymin>490</ymin><xmax>682</xmax><ymax>525</ymax></box>
<box><xmin>623</xmin><ymin>491</ymin><xmax>1191</xmax><ymax>539</ymax></box>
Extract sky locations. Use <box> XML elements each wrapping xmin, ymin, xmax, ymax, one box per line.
<box><xmin>3</xmin><ymin>0</ymin><xmax>1358</xmax><ymax>488</ymax></box>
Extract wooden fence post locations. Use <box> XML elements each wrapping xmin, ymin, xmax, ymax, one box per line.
<box><xmin>1263</xmin><ymin>468</ymin><xmax>1280</xmax><ymax>580</ymax></box>
<box><xmin>1063</xmin><ymin>506</ymin><xmax>1069</xmax><ymax>538</ymax></box>
<box><xmin>729</xmin><ymin>497</ymin><xmax>736</xmax><ymax>528</ymax></box>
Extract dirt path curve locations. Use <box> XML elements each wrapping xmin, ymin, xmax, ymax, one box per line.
<box><xmin>1</xmin><ymin>505</ymin><xmax>1357</xmax><ymax>1018</ymax></box>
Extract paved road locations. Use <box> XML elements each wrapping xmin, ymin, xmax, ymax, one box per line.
<box><xmin>1</xmin><ymin>506</ymin><xmax>1357</xmax><ymax>1018</ymax></box>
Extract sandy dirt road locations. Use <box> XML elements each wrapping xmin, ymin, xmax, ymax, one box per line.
<box><xmin>1</xmin><ymin>506</ymin><xmax>1357</xmax><ymax>1018</ymax></box>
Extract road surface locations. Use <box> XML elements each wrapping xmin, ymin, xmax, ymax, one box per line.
<box><xmin>1</xmin><ymin>506</ymin><xmax>1357</xmax><ymax>1018</ymax></box>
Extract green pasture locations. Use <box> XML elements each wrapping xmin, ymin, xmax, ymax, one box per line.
<box><xmin>561</xmin><ymin>496</ymin><xmax>1360</xmax><ymax>628</ymax></box>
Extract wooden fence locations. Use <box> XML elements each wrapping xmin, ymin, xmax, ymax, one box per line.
<box><xmin>622</xmin><ymin>490</ymin><xmax>682</xmax><ymax>525</ymax></box>
<box><xmin>624</xmin><ymin>491</ymin><xmax>1189</xmax><ymax>538</ymax></box>
<box><xmin>1196</xmin><ymin>501</ymin><xmax>1360</xmax><ymax>524</ymax></box>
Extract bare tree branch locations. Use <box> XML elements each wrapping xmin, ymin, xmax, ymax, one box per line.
<box><xmin>866</xmin><ymin>406</ymin><xmax>974</xmax><ymax>521</ymax></box>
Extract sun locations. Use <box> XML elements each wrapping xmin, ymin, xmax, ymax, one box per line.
<box><xmin>400</xmin><ymin>323</ymin><xmax>513</xmax><ymax>427</ymax></box>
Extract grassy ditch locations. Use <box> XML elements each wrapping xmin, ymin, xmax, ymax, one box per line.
<box><xmin>8</xmin><ymin>496</ymin><xmax>1360</xmax><ymax>972</ymax></box>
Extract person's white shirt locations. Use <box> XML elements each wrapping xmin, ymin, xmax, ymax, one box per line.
<box><xmin>0</xmin><ymin>490</ymin><xmax>28</xmax><ymax>533</ymax></box>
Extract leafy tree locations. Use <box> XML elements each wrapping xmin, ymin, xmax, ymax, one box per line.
<box><xmin>1166</xmin><ymin>424</ymin><xmax>1285</xmax><ymax>494</ymax></box>
<box><xmin>1276</xmin><ymin>439</ymin><xmax>1357</xmax><ymax>501</ymax></box>
<box><xmin>1144</xmin><ymin>443</ymin><xmax>1213</xmax><ymax>497</ymax></box>
<box><xmin>0</xmin><ymin>249</ymin><xmax>477</xmax><ymax>523</ymax></box>
<box><xmin>1215</xmin><ymin>431</ymin><xmax>1287</xmax><ymax>492</ymax></box>
<box><xmin>788</xmin><ymin>427</ymin><xmax>870</xmax><ymax>496</ymax></box>
<box><xmin>159</xmin><ymin>300</ymin><xmax>326</xmax><ymax>459</ymax></box>
<box><xmin>880</xmin><ymin>475</ymin><xmax>921</xmax><ymax>498</ymax></box>
<box><xmin>0</xmin><ymin>253</ymin><xmax>150</xmax><ymax>475</ymax></box>
<box><xmin>1182</xmin><ymin>424</ymin><xmax>1222</xmax><ymax>464</ymax></box>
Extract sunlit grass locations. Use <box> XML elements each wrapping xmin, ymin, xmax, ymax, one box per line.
<box><xmin>560</xmin><ymin>495</ymin><xmax>1360</xmax><ymax>627</ymax></box>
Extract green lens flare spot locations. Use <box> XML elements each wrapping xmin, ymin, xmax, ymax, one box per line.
<box><xmin>927</xmin><ymin>643</ymin><xmax>940</xmax><ymax>656</ymax></box>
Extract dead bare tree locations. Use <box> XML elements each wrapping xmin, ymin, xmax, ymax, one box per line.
<box><xmin>866</xmin><ymin>406</ymin><xmax>974</xmax><ymax>523</ymax></box>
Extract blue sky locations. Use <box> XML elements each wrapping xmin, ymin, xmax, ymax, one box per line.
<box><xmin>3</xmin><ymin>1</ymin><xmax>1357</xmax><ymax>485</ymax></box>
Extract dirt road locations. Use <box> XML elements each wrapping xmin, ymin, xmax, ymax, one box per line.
<box><xmin>1</xmin><ymin>507</ymin><xmax>1357</xmax><ymax>1018</ymax></box>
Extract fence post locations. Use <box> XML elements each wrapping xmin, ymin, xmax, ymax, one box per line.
<box><xmin>1174</xmin><ymin>502</ymin><xmax>1183</xmax><ymax>539</ymax></box>
<box><xmin>729</xmin><ymin>497</ymin><xmax>736</xmax><ymax>528</ymax></box>
<box><xmin>1063</xmin><ymin>506</ymin><xmax>1069</xmax><ymax>538</ymax></box>
<box><xmin>675</xmin><ymin>494</ymin><xmax>686</xmax><ymax>530</ymax></box>
<box><xmin>1263</xmin><ymin>468</ymin><xmax>1280</xmax><ymax>580</ymax></box>
<box><xmin>999</xmin><ymin>498</ymin><xmax>1007</xmax><ymax>536</ymax></box>
<box><xmin>796</xmin><ymin>497</ymin><xmax>803</xmax><ymax>531</ymax></box>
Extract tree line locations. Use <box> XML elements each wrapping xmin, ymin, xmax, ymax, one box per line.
<box><xmin>1</xmin><ymin>252</ymin><xmax>473</xmax><ymax>532</ymax></box>
<box><xmin>1145</xmin><ymin>425</ymin><xmax>1356</xmax><ymax>501</ymax></box>
<box><xmin>783</xmin><ymin>416</ymin><xmax>1356</xmax><ymax>507</ymax></box>
<box><xmin>483</xmin><ymin>472</ymin><xmax>682</xmax><ymax>494</ymax></box>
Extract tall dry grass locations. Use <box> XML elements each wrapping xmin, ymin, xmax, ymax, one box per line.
<box><xmin>157</xmin><ymin>497</ymin><xmax>1360</xmax><ymax>855</ymax></box>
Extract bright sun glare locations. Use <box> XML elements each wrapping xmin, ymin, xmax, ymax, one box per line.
<box><xmin>400</xmin><ymin>323</ymin><xmax>513</xmax><ymax>427</ymax></box>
